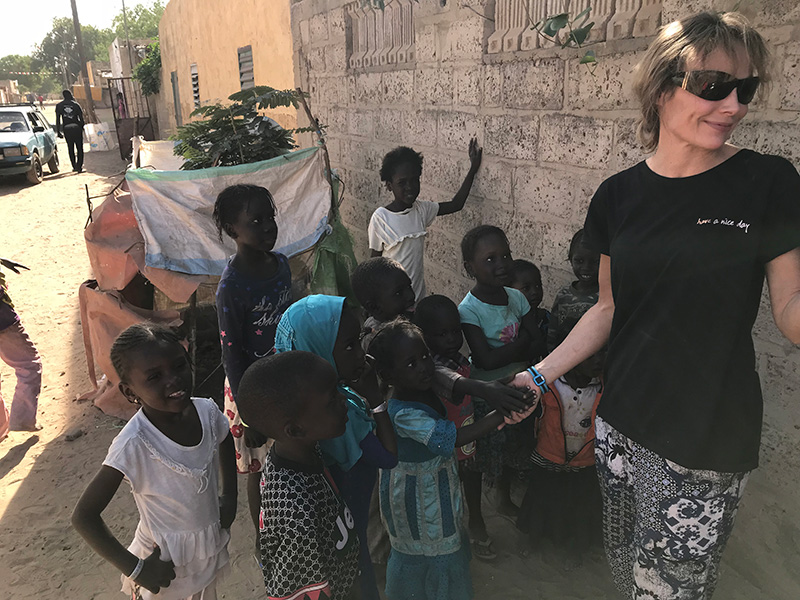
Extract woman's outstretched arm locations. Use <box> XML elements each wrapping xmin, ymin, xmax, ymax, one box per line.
<box><xmin>512</xmin><ymin>254</ymin><xmax>614</xmax><ymax>393</ymax></box>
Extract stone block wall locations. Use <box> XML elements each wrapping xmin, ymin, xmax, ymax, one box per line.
<box><xmin>291</xmin><ymin>0</ymin><xmax>800</xmax><ymax>594</ymax></box>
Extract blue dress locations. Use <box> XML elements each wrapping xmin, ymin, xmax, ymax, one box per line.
<box><xmin>380</xmin><ymin>399</ymin><xmax>472</xmax><ymax>600</ymax></box>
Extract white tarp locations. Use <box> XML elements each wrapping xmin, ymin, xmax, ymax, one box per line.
<box><xmin>132</xmin><ymin>137</ymin><xmax>184</xmax><ymax>170</ymax></box>
<box><xmin>85</xmin><ymin>122</ymin><xmax>118</xmax><ymax>152</ymax></box>
<box><xmin>125</xmin><ymin>146</ymin><xmax>331</xmax><ymax>276</ymax></box>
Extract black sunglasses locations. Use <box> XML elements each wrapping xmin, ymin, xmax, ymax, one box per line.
<box><xmin>671</xmin><ymin>70</ymin><xmax>760</xmax><ymax>104</ymax></box>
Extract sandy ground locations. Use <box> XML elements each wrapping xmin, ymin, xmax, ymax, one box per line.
<box><xmin>0</xmin><ymin>106</ymin><xmax>787</xmax><ymax>599</ymax></box>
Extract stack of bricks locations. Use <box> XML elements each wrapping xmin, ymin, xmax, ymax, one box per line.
<box><xmin>290</xmin><ymin>3</ymin><xmax>800</xmax><ymax>588</ymax></box>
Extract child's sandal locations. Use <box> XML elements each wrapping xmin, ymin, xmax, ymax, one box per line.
<box><xmin>471</xmin><ymin>537</ymin><xmax>497</xmax><ymax>561</ymax></box>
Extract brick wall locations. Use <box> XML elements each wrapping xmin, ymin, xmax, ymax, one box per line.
<box><xmin>291</xmin><ymin>1</ymin><xmax>800</xmax><ymax>594</ymax></box>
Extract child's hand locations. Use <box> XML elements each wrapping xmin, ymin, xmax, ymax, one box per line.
<box><xmin>219</xmin><ymin>494</ymin><xmax>237</xmax><ymax>529</ymax></box>
<box><xmin>135</xmin><ymin>546</ymin><xmax>175</xmax><ymax>594</ymax></box>
<box><xmin>499</xmin><ymin>400</ymin><xmax>540</xmax><ymax>430</ymax></box>
<box><xmin>0</xmin><ymin>258</ymin><xmax>29</xmax><ymax>273</ymax></box>
<box><xmin>244</xmin><ymin>427</ymin><xmax>269</xmax><ymax>449</ymax></box>
<box><xmin>468</xmin><ymin>137</ymin><xmax>482</xmax><ymax>171</ymax></box>
<box><xmin>350</xmin><ymin>355</ymin><xmax>384</xmax><ymax>408</ymax></box>
<box><xmin>474</xmin><ymin>379</ymin><xmax>534</xmax><ymax>416</ymax></box>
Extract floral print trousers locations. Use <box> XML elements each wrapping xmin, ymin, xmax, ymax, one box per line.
<box><xmin>594</xmin><ymin>416</ymin><xmax>749</xmax><ymax>600</ymax></box>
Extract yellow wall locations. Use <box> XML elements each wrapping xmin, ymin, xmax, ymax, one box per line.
<box><xmin>158</xmin><ymin>0</ymin><xmax>296</xmax><ymax>137</ymax></box>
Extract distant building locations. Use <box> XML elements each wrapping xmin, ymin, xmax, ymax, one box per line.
<box><xmin>0</xmin><ymin>79</ymin><xmax>21</xmax><ymax>104</ymax></box>
<box><xmin>109</xmin><ymin>37</ymin><xmax>155</xmax><ymax>79</ymax></box>
<box><xmin>155</xmin><ymin>0</ymin><xmax>295</xmax><ymax>137</ymax></box>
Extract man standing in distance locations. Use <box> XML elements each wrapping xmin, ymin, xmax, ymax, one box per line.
<box><xmin>55</xmin><ymin>90</ymin><xmax>85</xmax><ymax>173</ymax></box>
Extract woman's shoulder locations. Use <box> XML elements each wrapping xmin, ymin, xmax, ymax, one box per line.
<box><xmin>733</xmin><ymin>148</ymin><xmax>798</xmax><ymax>178</ymax></box>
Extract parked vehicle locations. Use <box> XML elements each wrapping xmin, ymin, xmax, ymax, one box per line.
<box><xmin>0</xmin><ymin>103</ymin><xmax>59</xmax><ymax>184</ymax></box>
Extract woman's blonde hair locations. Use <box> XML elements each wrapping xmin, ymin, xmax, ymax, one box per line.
<box><xmin>632</xmin><ymin>11</ymin><xmax>771</xmax><ymax>152</ymax></box>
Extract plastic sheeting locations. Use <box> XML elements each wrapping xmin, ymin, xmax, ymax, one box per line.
<box><xmin>125</xmin><ymin>146</ymin><xmax>331</xmax><ymax>276</ymax></box>
<box><xmin>84</xmin><ymin>185</ymin><xmax>208</xmax><ymax>303</ymax></box>
<box><xmin>131</xmin><ymin>136</ymin><xmax>184</xmax><ymax>171</ymax></box>
<box><xmin>78</xmin><ymin>280</ymin><xmax>182</xmax><ymax>420</ymax></box>
<box><xmin>85</xmin><ymin>122</ymin><xmax>118</xmax><ymax>152</ymax></box>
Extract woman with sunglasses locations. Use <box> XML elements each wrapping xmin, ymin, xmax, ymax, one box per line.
<box><xmin>512</xmin><ymin>11</ymin><xmax>800</xmax><ymax>599</ymax></box>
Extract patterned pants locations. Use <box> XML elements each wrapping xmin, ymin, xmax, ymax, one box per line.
<box><xmin>594</xmin><ymin>416</ymin><xmax>749</xmax><ymax>600</ymax></box>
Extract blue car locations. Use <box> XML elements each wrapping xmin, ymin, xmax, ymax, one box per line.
<box><xmin>0</xmin><ymin>104</ymin><xmax>59</xmax><ymax>184</ymax></box>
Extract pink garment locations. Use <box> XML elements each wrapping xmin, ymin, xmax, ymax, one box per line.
<box><xmin>0</xmin><ymin>319</ymin><xmax>41</xmax><ymax>439</ymax></box>
<box><xmin>84</xmin><ymin>186</ymin><xmax>208</xmax><ymax>303</ymax></box>
<box><xmin>78</xmin><ymin>280</ymin><xmax>181</xmax><ymax>420</ymax></box>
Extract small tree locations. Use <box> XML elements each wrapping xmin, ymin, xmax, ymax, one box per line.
<box><xmin>133</xmin><ymin>40</ymin><xmax>161</xmax><ymax>96</ymax></box>
<box><xmin>171</xmin><ymin>86</ymin><xmax>316</xmax><ymax>170</ymax></box>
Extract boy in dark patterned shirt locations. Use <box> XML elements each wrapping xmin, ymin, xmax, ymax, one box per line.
<box><xmin>236</xmin><ymin>351</ymin><xmax>360</xmax><ymax>600</ymax></box>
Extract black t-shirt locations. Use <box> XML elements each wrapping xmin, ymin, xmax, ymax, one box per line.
<box><xmin>583</xmin><ymin>150</ymin><xmax>800</xmax><ymax>472</ymax></box>
<box><xmin>55</xmin><ymin>99</ymin><xmax>84</xmax><ymax>129</ymax></box>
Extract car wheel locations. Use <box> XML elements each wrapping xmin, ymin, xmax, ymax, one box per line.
<box><xmin>26</xmin><ymin>153</ymin><xmax>43</xmax><ymax>184</ymax></box>
<box><xmin>48</xmin><ymin>149</ymin><xmax>59</xmax><ymax>174</ymax></box>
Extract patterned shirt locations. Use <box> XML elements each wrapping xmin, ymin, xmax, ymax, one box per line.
<box><xmin>215</xmin><ymin>253</ymin><xmax>292</xmax><ymax>398</ymax></box>
<box><xmin>431</xmin><ymin>353</ymin><xmax>476</xmax><ymax>461</ymax></box>
<box><xmin>547</xmin><ymin>284</ymin><xmax>598</xmax><ymax>353</ymax></box>
<box><xmin>259</xmin><ymin>448</ymin><xmax>359</xmax><ymax>600</ymax></box>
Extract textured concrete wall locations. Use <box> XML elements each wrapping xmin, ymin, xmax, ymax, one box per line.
<box><xmin>157</xmin><ymin>0</ymin><xmax>297</xmax><ymax>137</ymax></box>
<box><xmin>291</xmin><ymin>1</ymin><xmax>800</xmax><ymax>595</ymax></box>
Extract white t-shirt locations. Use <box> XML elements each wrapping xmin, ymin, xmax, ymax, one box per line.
<box><xmin>103</xmin><ymin>397</ymin><xmax>231</xmax><ymax>599</ymax></box>
<box><xmin>368</xmin><ymin>200</ymin><xmax>439</xmax><ymax>301</ymax></box>
<box><xmin>552</xmin><ymin>378</ymin><xmax>601</xmax><ymax>459</ymax></box>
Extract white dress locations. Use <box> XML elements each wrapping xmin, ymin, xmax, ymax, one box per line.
<box><xmin>368</xmin><ymin>200</ymin><xmax>439</xmax><ymax>301</ymax></box>
<box><xmin>103</xmin><ymin>397</ymin><xmax>231</xmax><ymax>599</ymax></box>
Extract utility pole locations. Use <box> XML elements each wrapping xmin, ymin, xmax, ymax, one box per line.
<box><xmin>69</xmin><ymin>0</ymin><xmax>98</xmax><ymax>123</ymax></box>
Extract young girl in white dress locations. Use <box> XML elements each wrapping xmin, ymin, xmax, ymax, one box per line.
<box><xmin>72</xmin><ymin>323</ymin><xmax>237</xmax><ymax>599</ymax></box>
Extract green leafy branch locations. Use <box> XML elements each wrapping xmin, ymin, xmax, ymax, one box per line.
<box><xmin>171</xmin><ymin>86</ymin><xmax>319</xmax><ymax>170</ymax></box>
<box><xmin>133</xmin><ymin>41</ymin><xmax>162</xmax><ymax>96</ymax></box>
<box><xmin>527</xmin><ymin>6</ymin><xmax>598</xmax><ymax>68</ymax></box>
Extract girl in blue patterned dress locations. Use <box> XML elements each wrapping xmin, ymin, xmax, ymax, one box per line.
<box><xmin>368</xmin><ymin>319</ymin><xmax>535</xmax><ymax>600</ymax></box>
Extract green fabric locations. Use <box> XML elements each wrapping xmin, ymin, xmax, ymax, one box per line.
<box><xmin>125</xmin><ymin>146</ymin><xmax>319</xmax><ymax>181</ymax></box>
<box><xmin>273</xmin><ymin>294</ymin><xmax>374</xmax><ymax>471</ymax></box>
<box><xmin>310</xmin><ymin>186</ymin><xmax>359</xmax><ymax>308</ymax></box>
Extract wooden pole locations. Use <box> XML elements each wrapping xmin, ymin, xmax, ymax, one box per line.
<box><xmin>69</xmin><ymin>0</ymin><xmax>98</xmax><ymax>123</ymax></box>
<box><xmin>296</xmin><ymin>88</ymin><xmax>337</xmax><ymax>214</ymax></box>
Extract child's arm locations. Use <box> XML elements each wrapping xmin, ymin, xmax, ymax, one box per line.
<box><xmin>218</xmin><ymin>433</ymin><xmax>238</xmax><ymax>529</ymax></box>
<box><xmin>437</xmin><ymin>138</ymin><xmax>483</xmax><ymax>215</ymax></box>
<box><xmin>547</xmin><ymin>293</ymin><xmax>563</xmax><ymax>353</ymax></box>
<box><xmin>368</xmin><ymin>211</ymin><xmax>385</xmax><ymax>258</ymax></box>
<box><xmin>520</xmin><ymin>309</ymin><xmax>546</xmax><ymax>361</ymax></box>
<box><xmin>72</xmin><ymin>466</ymin><xmax>176</xmax><ymax>595</ymax></box>
<box><xmin>462</xmin><ymin>323</ymin><xmax>531</xmax><ymax>371</ymax></box>
<box><xmin>454</xmin><ymin>376</ymin><xmax>534</xmax><ymax>416</ymax></box>
<box><xmin>351</xmin><ymin>361</ymin><xmax>398</xmax><ymax>459</ymax></box>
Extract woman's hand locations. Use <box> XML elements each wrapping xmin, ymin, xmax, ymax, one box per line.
<box><xmin>135</xmin><ymin>546</ymin><xmax>175</xmax><ymax>594</ymax></box>
<box><xmin>219</xmin><ymin>494</ymin><xmax>237</xmax><ymax>529</ymax></box>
